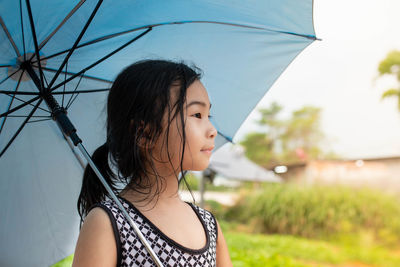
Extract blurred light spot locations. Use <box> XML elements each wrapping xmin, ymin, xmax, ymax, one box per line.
<box><xmin>274</xmin><ymin>165</ymin><xmax>288</xmax><ymax>173</ymax></box>
<box><xmin>355</xmin><ymin>159</ymin><xmax>364</xmax><ymax>167</ymax></box>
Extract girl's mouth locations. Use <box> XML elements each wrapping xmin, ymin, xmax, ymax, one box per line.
<box><xmin>201</xmin><ymin>146</ymin><xmax>214</xmax><ymax>155</ymax></box>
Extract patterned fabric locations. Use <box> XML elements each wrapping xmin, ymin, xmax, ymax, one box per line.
<box><xmin>94</xmin><ymin>196</ymin><xmax>218</xmax><ymax>267</ymax></box>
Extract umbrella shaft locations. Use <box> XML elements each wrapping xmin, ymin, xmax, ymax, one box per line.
<box><xmin>22</xmin><ymin>60</ymin><xmax>43</xmax><ymax>92</ymax></box>
<box><xmin>24</xmin><ymin>62</ymin><xmax>82</xmax><ymax>145</ymax></box>
<box><xmin>44</xmin><ymin>94</ymin><xmax>82</xmax><ymax>145</ymax></box>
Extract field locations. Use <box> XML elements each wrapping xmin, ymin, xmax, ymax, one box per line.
<box><xmin>226</xmin><ymin>230</ymin><xmax>400</xmax><ymax>267</ymax></box>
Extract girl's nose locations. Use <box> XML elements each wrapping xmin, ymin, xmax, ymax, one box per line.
<box><xmin>208</xmin><ymin>123</ymin><xmax>217</xmax><ymax>139</ymax></box>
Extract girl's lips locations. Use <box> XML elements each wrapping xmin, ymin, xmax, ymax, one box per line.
<box><xmin>201</xmin><ymin>147</ymin><xmax>214</xmax><ymax>155</ymax></box>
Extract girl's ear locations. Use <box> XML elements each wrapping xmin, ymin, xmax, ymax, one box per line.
<box><xmin>132</xmin><ymin>120</ymin><xmax>155</xmax><ymax>149</ymax></box>
<box><xmin>137</xmin><ymin>129</ymin><xmax>154</xmax><ymax>149</ymax></box>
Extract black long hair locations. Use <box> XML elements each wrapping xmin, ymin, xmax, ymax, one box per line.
<box><xmin>77</xmin><ymin>59</ymin><xmax>202</xmax><ymax>221</ymax></box>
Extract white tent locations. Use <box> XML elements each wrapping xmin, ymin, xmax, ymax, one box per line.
<box><xmin>208</xmin><ymin>143</ymin><xmax>282</xmax><ymax>183</ymax></box>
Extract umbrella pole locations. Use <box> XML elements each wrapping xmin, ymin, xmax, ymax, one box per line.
<box><xmin>62</xmin><ymin>132</ymin><xmax>85</xmax><ymax>169</ymax></box>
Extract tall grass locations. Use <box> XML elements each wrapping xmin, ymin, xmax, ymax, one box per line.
<box><xmin>225</xmin><ymin>183</ymin><xmax>400</xmax><ymax>246</ymax></box>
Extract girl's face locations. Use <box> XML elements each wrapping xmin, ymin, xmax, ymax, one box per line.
<box><xmin>154</xmin><ymin>80</ymin><xmax>217</xmax><ymax>172</ymax></box>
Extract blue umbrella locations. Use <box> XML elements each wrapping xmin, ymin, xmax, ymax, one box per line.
<box><xmin>0</xmin><ymin>0</ymin><xmax>317</xmax><ymax>266</ymax></box>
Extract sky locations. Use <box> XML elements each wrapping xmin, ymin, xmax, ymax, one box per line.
<box><xmin>233</xmin><ymin>0</ymin><xmax>400</xmax><ymax>160</ymax></box>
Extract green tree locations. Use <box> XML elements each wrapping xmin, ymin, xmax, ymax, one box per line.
<box><xmin>240</xmin><ymin>102</ymin><xmax>284</xmax><ymax>167</ymax></box>
<box><xmin>378</xmin><ymin>50</ymin><xmax>400</xmax><ymax>111</ymax></box>
<box><xmin>240</xmin><ymin>102</ymin><xmax>326</xmax><ymax>168</ymax></box>
<box><xmin>240</xmin><ymin>132</ymin><xmax>277</xmax><ymax>166</ymax></box>
<box><xmin>280</xmin><ymin>106</ymin><xmax>324</xmax><ymax>164</ymax></box>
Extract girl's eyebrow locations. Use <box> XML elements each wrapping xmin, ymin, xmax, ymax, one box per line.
<box><xmin>186</xmin><ymin>100</ymin><xmax>212</xmax><ymax>110</ymax></box>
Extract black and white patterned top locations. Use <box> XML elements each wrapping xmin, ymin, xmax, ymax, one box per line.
<box><xmin>92</xmin><ymin>196</ymin><xmax>218</xmax><ymax>267</ymax></box>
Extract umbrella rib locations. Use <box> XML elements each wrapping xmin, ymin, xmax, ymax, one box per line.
<box><xmin>0</xmin><ymin>88</ymin><xmax>109</xmax><ymax>95</ymax></box>
<box><xmin>66</xmin><ymin>93</ymin><xmax>80</xmax><ymax>110</ymax></box>
<box><xmin>0</xmin><ymin>70</ymin><xmax>24</xmax><ymax>134</ymax></box>
<box><xmin>217</xmin><ymin>130</ymin><xmax>233</xmax><ymax>143</ymax></box>
<box><xmin>47</xmin><ymin>0</ymin><xmax>103</xmax><ymax>90</ymax></box>
<box><xmin>50</xmin><ymin>27</ymin><xmax>152</xmax><ymax>93</ymax></box>
<box><xmin>8</xmin><ymin>115</ymin><xmax>50</xmax><ymax>118</ymax></box>
<box><xmin>0</xmin><ymin>95</ymin><xmax>40</xmax><ymax>118</ymax></box>
<box><xmin>38</xmin><ymin>0</ymin><xmax>86</xmax><ymax>50</ymax></box>
<box><xmin>0</xmin><ymin>98</ymin><xmax>43</xmax><ymax>158</ymax></box>
<box><xmin>65</xmin><ymin>72</ymin><xmax>84</xmax><ymax>109</ymax></box>
<box><xmin>150</xmin><ymin>20</ymin><xmax>319</xmax><ymax>40</ymax></box>
<box><xmin>62</xmin><ymin>62</ymin><xmax>68</xmax><ymax>107</ymax></box>
<box><xmin>19</xmin><ymin>0</ymin><xmax>26</xmax><ymax>59</ymax></box>
<box><xmin>39</xmin><ymin>66</ymin><xmax>112</xmax><ymax>84</ymax></box>
<box><xmin>0</xmin><ymin>90</ymin><xmax>39</xmax><ymax>95</ymax></box>
<box><xmin>33</xmin><ymin>27</ymin><xmax>153</xmax><ymax>63</ymax></box>
<box><xmin>1</xmin><ymin>92</ymin><xmax>50</xmax><ymax>114</ymax></box>
<box><xmin>25</xmin><ymin>0</ymin><xmax>45</xmax><ymax>92</ymax></box>
<box><xmin>210</xmin><ymin>116</ymin><xmax>234</xmax><ymax>143</ymax></box>
<box><xmin>53</xmin><ymin>88</ymin><xmax>109</xmax><ymax>94</ymax></box>
<box><xmin>26</xmin><ymin>118</ymin><xmax>51</xmax><ymax>123</ymax></box>
<box><xmin>41</xmin><ymin>65</ymin><xmax>50</xmax><ymax>88</ymax></box>
<box><xmin>0</xmin><ymin>68</ymin><xmax>21</xmax><ymax>86</ymax></box>
<box><xmin>0</xmin><ymin>16</ymin><xmax>21</xmax><ymax>57</ymax></box>
<box><xmin>0</xmin><ymin>65</ymin><xmax>12</xmax><ymax>68</ymax></box>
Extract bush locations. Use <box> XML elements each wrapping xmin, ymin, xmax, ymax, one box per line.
<box><xmin>181</xmin><ymin>172</ymin><xmax>199</xmax><ymax>191</ymax></box>
<box><xmin>204</xmin><ymin>199</ymin><xmax>230</xmax><ymax>221</ymax></box>
<box><xmin>225</xmin><ymin>183</ymin><xmax>400</xmax><ymax>246</ymax></box>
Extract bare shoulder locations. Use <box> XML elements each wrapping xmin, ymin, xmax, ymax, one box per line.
<box><xmin>72</xmin><ymin>207</ymin><xmax>118</xmax><ymax>267</ymax></box>
<box><xmin>215</xmin><ymin>219</ymin><xmax>233</xmax><ymax>267</ymax></box>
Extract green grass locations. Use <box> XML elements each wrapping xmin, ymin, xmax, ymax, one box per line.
<box><xmin>51</xmin><ymin>254</ymin><xmax>73</xmax><ymax>267</ymax></box>
<box><xmin>225</xmin><ymin>231</ymin><xmax>400</xmax><ymax>267</ymax></box>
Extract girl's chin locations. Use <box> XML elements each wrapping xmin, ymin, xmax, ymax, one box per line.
<box><xmin>187</xmin><ymin>162</ymin><xmax>210</xmax><ymax>172</ymax></box>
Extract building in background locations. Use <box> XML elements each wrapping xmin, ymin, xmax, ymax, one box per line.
<box><xmin>273</xmin><ymin>156</ymin><xmax>400</xmax><ymax>193</ymax></box>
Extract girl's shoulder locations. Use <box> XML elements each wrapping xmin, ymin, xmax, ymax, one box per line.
<box><xmin>73</xmin><ymin>206</ymin><xmax>118</xmax><ymax>266</ymax></box>
<box><xmin>186</xmin><ymin>202</ymin><xmax>218</xmax><ymax>234</ymax></box>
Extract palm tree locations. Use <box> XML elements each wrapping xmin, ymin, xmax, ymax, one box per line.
<box><xmin>378</xmin><ymin>50</ymin><xmax>400</xmax><ymax>111</ymax></box>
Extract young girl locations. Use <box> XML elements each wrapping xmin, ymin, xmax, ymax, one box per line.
<box><xmin>72</xmin><ymin>59</ymin><xmax>232</xmax><ymax>267</ymax></box>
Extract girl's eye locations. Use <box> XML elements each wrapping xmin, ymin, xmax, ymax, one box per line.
<box><xmin>193</xmin><ymin>113</ymin><xmax>213</xmax><ymax>119</ymax></box>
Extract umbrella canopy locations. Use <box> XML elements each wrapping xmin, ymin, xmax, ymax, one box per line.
<box><xmin>0</xmin><ymin>0</ymin><xmax>317</xmax><ymax>266</ymax></box>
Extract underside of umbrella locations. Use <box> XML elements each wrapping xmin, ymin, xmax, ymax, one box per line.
<box><xmin>0</xmin><ymin>1</ymin><xmax>317</xmax><ymax>266</ymax></box>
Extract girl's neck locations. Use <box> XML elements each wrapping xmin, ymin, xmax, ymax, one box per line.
<box><xmin>119</xmin><ymin>172</ymin><xmax>182</xmax><ymax>209</ymax></box>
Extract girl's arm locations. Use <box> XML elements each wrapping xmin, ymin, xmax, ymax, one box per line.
<box><xmin>72</xmin><ymin>208</ymin><xmax>118</xmax><ymax>267</ymax></box>
<box><xmin>216</xmin><ymin>219</ymin><xmax>233</xmax><ymax>267</ymax></box>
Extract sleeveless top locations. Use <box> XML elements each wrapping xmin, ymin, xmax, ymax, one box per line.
<box><xmin>92</xmin><ymin>196</ymin><xmax>218</xmax><ymax>267</ymax></box>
